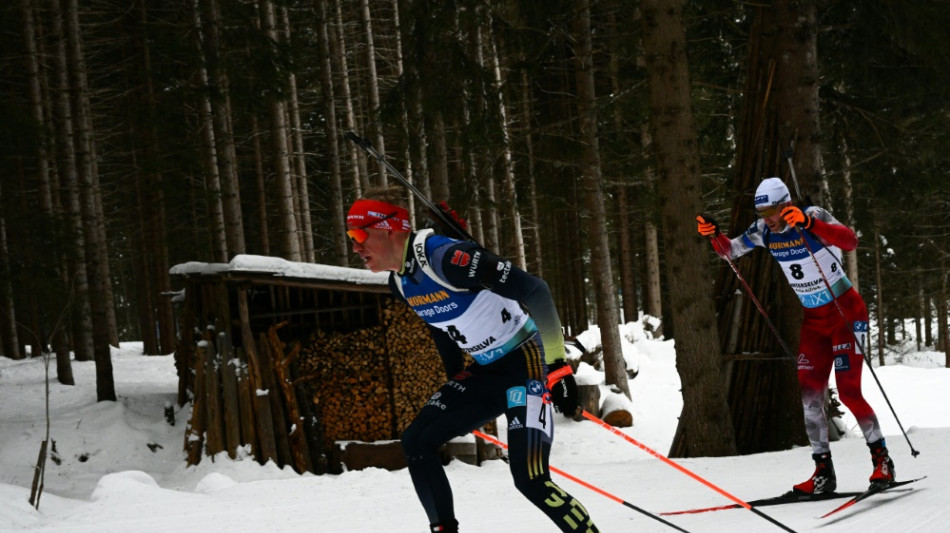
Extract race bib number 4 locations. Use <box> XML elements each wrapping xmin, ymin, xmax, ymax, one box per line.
<box><xmin>526</xmin><ymin>380</ymin><xmax>553</xmax><ymax>440</ymax></box>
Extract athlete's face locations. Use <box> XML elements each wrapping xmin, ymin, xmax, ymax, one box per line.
<box><xmin>757</xmin><ymin>202</ymin><xmax>788</xmax><ymax>232</ymax></box>
<box><xmin>350</xmin><ymin>228</ymin><xmax>404</xmax><ymax>272</ymax></box>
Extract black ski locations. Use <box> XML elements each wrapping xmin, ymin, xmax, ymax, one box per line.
<box><xmin>819</xmin><ymin>476</ymin><xmax>926</xmax><ymax>519</ymax></box>
<box><xmin>660</xmin><ymin>490</ymin><xmax>861</xmax><ymax>516</ymax></box>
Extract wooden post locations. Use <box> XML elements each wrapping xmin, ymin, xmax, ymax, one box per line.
<box><xmin>258</xmin><ymin>332</ymin><xmax>293</xmax><ymax>467</ymax></box>
<box><xmin>237</xmin><ymin>289</ymin><xmax>278</xmax><ymax>465</ymax></box>
<box><xmin>176</xmin><ymin>283</ymin><xmax>197</xmax><ymax>406</ymax></box>
<box><xmin>268</xmin><ymin>322</ymin><xmax>313</xmax><ymax>473</ymax></box>
<box><xmin>235</xmin><ymin>347</ymin><xmax>258</xmax><ymax>458</ymax></box>
<box><xmin>185</xmin><ymin>340</ymin><xmax>208</xmax><ymax>465</ymax></box>
<box><xmin>203</xmin><ymin>339</ymin><xmax>225</xmax><ymax>457</ymax></box>
<box><xmin>218</xmin><ymin>332</ymin><xmax>242</xmax><ymax>459</ymax></box>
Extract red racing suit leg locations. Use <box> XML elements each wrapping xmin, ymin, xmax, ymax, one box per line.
<box><xmin>797</xmin><ymin>288</ymin><xmax>883</xmax><ymax>454</ymax></box>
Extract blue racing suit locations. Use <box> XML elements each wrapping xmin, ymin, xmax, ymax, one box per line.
<box><xmin>393</xmin><ymin>230</ymin><xmax>598</xmax><ymax>532</ymax></box>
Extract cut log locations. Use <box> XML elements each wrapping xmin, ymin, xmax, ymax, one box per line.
<box><xmin>577</xmin><ymin>384</ymin><xmax>601</xmax><ymax>417</ymax></box>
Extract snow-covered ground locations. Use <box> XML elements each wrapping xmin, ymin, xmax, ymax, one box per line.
<box><xmin>1</xmin><ymin>320</ymin><xmax>947</xmax><ymax>532</ymax></box>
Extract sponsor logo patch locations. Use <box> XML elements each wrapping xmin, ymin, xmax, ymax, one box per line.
<box><xmin>451</xmin><ymin>250</ymin><xmax>470</xmax><ymax>267</ymax></box>
<box><xmin>507</xmin><ymin>386</ymin><xmax>527</xmax><ymax>408</ymax></box>
<box><xmin>834</xmin><ymin>354</ymin><xmax>851</xmax><ymax>371</ymax></box>
<box><xmin>527</xmin><ymin>380</ymin><xmax>545</xmax><ymax>396</ymax></box>
<box><xmin>797</xmin><ymin>353</ymin><xmax>814</xmax><ymax>371</ymax></box>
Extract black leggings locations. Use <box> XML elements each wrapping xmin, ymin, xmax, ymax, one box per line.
<box><xmin>401</xmin><ymin>336</ymin><xmax>599</xmax><ymax>532</ymax></box>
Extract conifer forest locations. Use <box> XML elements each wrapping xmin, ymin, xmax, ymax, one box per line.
<box><xmin>0</xmin><ymin>0</ymin><xmax>947</xmax><ymax>448</ymax></box>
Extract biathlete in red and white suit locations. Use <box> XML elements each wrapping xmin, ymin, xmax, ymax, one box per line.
<box><xmin>696</xmin><ymin>177</ymin><xmax>895</xmax><ymax>494</ymax></box>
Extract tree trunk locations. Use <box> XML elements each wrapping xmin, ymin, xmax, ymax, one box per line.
<box><xmin>939</xmin><ymin>259</ymin><xmax>949</xmax><ymax>366</ymax></box>
<box><xmin>640</xmin><ymin>0</ymin><xmax>736</xmax><ymax>456</ymax></box>
<box><xmin>572</xmin><ymin>0</ymin><xmax>628</xmax><ymax>399</ymax></box>
<box><xmin>250</xmin><ymin>115</ymin><xmax>270</xmax><ymax>255</ymax></box>
<box><xmin>192</xmin><ymin>0</ymin><xmax>228</xmax><ymax>263</ymax></box>
<box><xmin>468</xmin><ymin>19</ymin><xmax>499</xmax><ymax>252</ymax></box>
<box><xmin>134</xmin><ymin>0</ymin><xmax>176</xmax><ymax>355</ymax></box>
<box><xmin>874</xmin><ymin>225</ymin><xmax>885</xmax><ymax>365</ymax></box>
<box><xmin>200</xmin><ymin>0</ymin><xmax>246</xmax><ymax>258</ymax></box>
<box><xmin>519</xmin><ymin>69</ymin><xmax>543</xmax><ymax>278</ymax></box>
<box><xmin>461</xmin><ymin>113</ymin><xmax>484</xmax><ymax>246</ymax></box>
<box><xmin>398</xmin><ymin>0</ymin><xmax>430</xmax><ymax>224</ymax></box>
<box><xmin>607</xmin><ymin>30</ymin><xmax>638</xmax><ymax>324</ymax></box>
<box><xmin>280</xmin><ymin>7</ymin><xmax>313</xmax><ymax>263</ymax></box>
<box><xmin>49</xmin><ymin>0</ymin><xmax>94</xmax><ymax>363</ymax></box>
<box><xmin>391</xmin><ymin>0</ymin><xmax>418</xmax><ymax>228</ymax></box>
<box><xmin>0</xmin><ymin>180</ymin><xmax>19</xmax><ymax>360</ymax></box>
<box><xmin>64</xmin><ymin>0</ymin><xmax>115</xmax><ymax>400</ymax></box>
<box><xmin>485</xmin><ymin>12</ymin><xmax>525</xmax><ymax>270</ymax></box>
<box><xmin>638</xmin><ymin>89</ymin><xmax>663</xmax><ymax>322</ymax></box>
<box><xmin>838</xmin><ymin>132</ymin><xmax>860</xmax><ymax>291</ymax></box>
<box><xmin>428</xmin><ymin>112</ymin><xmax>450</xmax><ymax>203</ymax></box>
<box><xmin>358</xmin><ymin>0</ymin><xmax>387</xmax><ymax>185</ymax></box>
<box><xmin>772</xmin><ymin>0</ymin><xmax>822</xmax><ymax>203</ymax></box>
<box><xmin>317</xmin><ymin>0</ymin><xmax>348</xmax><ymax>266</ymax></box>
<box><xmin>332</xmin><ymin>0</ymin><xmax>368</xmax><ymax>195</ymax></box>
<box><xmin>617</xmin><ymin>188</ymin><xmax>638</xmax><ymax>323</ymax></box>
<box><xmin>260</xmin><ymin>0</ymin><xmax>300</xmax><ymax>261</ymax></box>
<box><xmin>915</xmin><ymin>277</ymin><xmax>924</xmax><ymax>352</ymax></box>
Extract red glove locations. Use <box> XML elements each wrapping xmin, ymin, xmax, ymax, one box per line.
<box><xmin>696</xmin><ymin>214</ymin><xmax>720</xmax><ymax>237</ymax></box>
<box><xmin>438</xmin><ymin>201</ymin><xmax>468</xmax><ymax>230</ymax></box>
<box><xmin>781</xmin><ymin>206</ymin><xmax>813</xmax><ymax>229</ymax></box>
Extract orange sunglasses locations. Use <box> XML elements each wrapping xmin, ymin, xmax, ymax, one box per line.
<box><xmin>755</xmin><ymin>204</ymin><xmax>784</xmax><ymax>218</ymax></box>
<box><xmin>346</xmin><ymin>212</ymin><xmax>397</xmax><ymax>243</ymax></box>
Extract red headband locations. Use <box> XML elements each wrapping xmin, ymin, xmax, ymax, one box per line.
<box><xmin>346</xmin><ymin>199</ymin><xmax>411</xmax><ymax>232</ymax></box>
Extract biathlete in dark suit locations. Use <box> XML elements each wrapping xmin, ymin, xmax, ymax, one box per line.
<box><xmin>346</xmin><ymin>187</ymin><xmax>599</xmax><ymax>533</ymax></box>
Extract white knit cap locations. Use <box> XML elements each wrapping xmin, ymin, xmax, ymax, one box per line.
<box><xmin>754</xmin><ymin>177</ymin><xmax>791</xmax><ymax>208</ymax></box>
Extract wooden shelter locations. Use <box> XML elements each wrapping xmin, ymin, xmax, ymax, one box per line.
<box><xmin>170</xmin><ymin>255</ymin><xmax>492</xmax><ymax>474</ymax></box>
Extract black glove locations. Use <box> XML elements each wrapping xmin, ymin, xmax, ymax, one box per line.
<box><xmin>547</xmin><ymin>360</ymin><xmax>579</xmax><ymax>416</ymax></box>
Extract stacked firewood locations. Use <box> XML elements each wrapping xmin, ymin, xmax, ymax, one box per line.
<box><xmin>298</xmin><ymin>326</ymin><xmax>393</xmax><ymax>446</ymax></box>
<box><xmin>383</xmin><ymin>301</ymin><xmax>450</xmax><ymax>433</ymax></box>
<box><xmin>297</xmin><ymin>300</ymin><xmax>448</xmax><ymax>447</ymax></box>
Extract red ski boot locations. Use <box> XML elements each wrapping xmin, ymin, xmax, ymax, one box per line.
<box><xmin>869</xmin><ymin>440</ymin><xmax>895</xmax><ymax>487</ymax></box>
<box><xmin>793</xmin><ymin>452</ymin><xmax>837</xmax><ymax>494</ymax></box>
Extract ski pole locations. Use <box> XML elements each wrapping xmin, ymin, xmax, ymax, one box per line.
<box><xmin>471</xmin><ymin>430</ymin><xmax>693</xmax><ymax>533</ymax></box>
<box><xmin>708</xmin><ymin>236</ymin><xmax>796</xmax><ymax>360</ymax></box>
<box><xmin>784</xmin><ymin>147</ymin><xmax>920</xmax><ymax>457</ymax></box>
<box><xmin>580</xmin><ymin>411</ymin><xmax>800</xmax><ymax>533</ymax></box>
<box><xmin>344</xmin><ymin>131</ymin><xmax>476</xmax><ymax>243</ymax></box>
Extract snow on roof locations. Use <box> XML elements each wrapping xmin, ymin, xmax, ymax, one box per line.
<box><xmin>169</xmin><ymin>254</ymin><xmax>389</xmax><ymax>286</ymax></box>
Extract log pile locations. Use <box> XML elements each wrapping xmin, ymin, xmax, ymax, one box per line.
<box><xmin>295</xmin><ymin>300</ymin><xmax>447</xmax><ymax>448</ymax></box>
<box><xmin>383</xmin><ymin>301</ymin><xmax>449</xmax><ymax>433</ymax></box>
<box><xmin>297</xmin><ymin>326</ymin><xmax>394</xmax><ymax>446</ymax></box>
